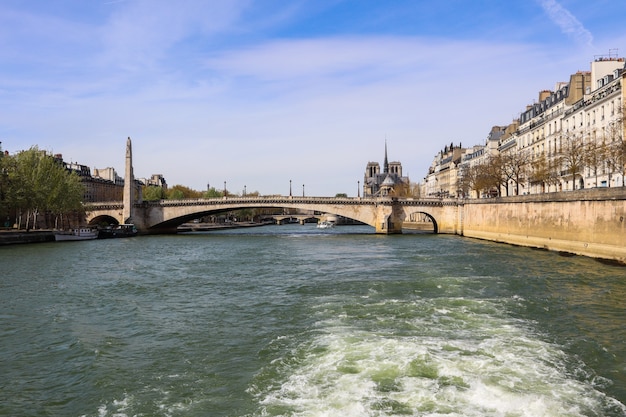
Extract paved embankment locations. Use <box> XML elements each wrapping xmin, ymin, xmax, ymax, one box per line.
<box><xmin>0</xmin><ymin>231</ymin><xmax>55</xmax><ymax>245</ymax></box>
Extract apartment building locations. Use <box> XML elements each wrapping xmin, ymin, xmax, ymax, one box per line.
<box><xmin>423</xmin><ymin>54</ymin><xmax>626</xmax><ymax>198</ymax></box>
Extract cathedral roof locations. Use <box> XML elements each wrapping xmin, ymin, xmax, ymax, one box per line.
<box><xmin>382</xmin><ymin>175</ymin><xmax>396</xmax><ymax>187</ymax></box>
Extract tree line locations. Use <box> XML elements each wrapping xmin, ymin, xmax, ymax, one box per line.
<box><xmin>142</xmin><ymin>184</ymin><xmax>262</xmax><ymax>200</ymax></box>
<box><xmin>0</xmin><ymin>146</ymin><xmax>85</xmax><ymax>229</ymax></box>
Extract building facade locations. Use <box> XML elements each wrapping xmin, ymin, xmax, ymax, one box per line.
<box><xmin>423</xmin><ymin>54</ymin><xmax>626</xmax><ymax>199</ymax></box>
<box><xmin>59</xmin><ymin>157</ymin><xmax>156</xmax><ymax>203</ymax></box>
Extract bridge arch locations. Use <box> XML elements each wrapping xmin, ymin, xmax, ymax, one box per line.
<box><xmin>141</xmin><ymin>201</ymin><xmax>376</xmax><ymax>232</ymax></box>
<box><xmin>403</xmin><ymin>209</ymin><xmax>438</xmax><ymax>233</ymax></box>
<box><xmin>85</xmin><ymin>203</ymin><xmax>125</xmax><ymax>227</ymax></box>
<box><xmin>89</xmin><ymin>214</ymin><xmax>122</xmax><ymax>227</ymax></box>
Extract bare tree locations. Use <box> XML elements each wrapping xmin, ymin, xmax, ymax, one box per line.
<box><xmin>501</xmin><ymin>150</ymin><xmax>530</xmax><ymax>195</ymax></box>
<box><xmin>409</xmin><ymin>182</ymin><xmax>422</xmax><ymax>198</ymax></box>
<box><xmin>602</xmin><ymin>105</ymin><xmax>626</xmax><ymax>186</ymax></box>
<box><xmin>458</xmin><ymin>164</ymin><xmax>481</xmax><ymax>198</ymax></box>
<box><xmin>559</xmin><ymin>133</ymin><xmax>586</xmax><ymax>190</ymax></box>
<box><xmin>529</xmin><ymin>152</ymin><xmax>561</xmax><ymax>192</ymax></box>
<box><xmin>458</xmin><ymin>166</ymin><xmax>470</xmax><ymax>198</ymax></box>
<box><xmin>584</xmin><ymin>140</ymin><xmax>605</xmax><ymax>188</ymax></box>
<box><xmin>389</xmin><ymin>181</ymin><xmax>412</xmax><ymax>197</ymax></box>
<box><xmin>483</xmin><ymin>154</ymin><xmax>508</xmax><ymax>196</ymax></box>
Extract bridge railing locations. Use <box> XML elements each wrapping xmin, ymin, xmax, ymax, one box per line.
<box><xmin>86</xmin><ymin>196</ymin><xmax>449</xmax><ymax>208</ymax></box>
<box><xmin>143</xmin><ymin>196</ymin><xmax>394</xmax><ymax>206</ymax></box>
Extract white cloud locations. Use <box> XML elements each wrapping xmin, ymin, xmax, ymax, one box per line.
<box><xmin>537</xmin><ymin>0</ymin><xmax>593</xmax><ymax>46</ymax></box>
<box><xmin>98</xmin><ymin>0</ymin><xmax>249</xmax><ymax>72</ymax></box>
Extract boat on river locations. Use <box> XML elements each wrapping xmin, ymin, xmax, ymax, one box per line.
<box><xmin>54</xmin><ymin>227</ymin><xmax>99</xmax><ymax>241</ymax></box>
<box><xmin>317</xmin><ymin>221</ymin><xmax>335</xmax><ymax>229</ymax></box>
<box><xmin>98</xmin><ymin>224</ymin><xmax>138</xmax><ymax>239</ymax></box>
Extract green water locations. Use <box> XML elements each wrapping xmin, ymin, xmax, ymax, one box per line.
<box><xmin>1</xmin><ymin>225</ymin><xmax>625</xmax><ymax>416</ymax></box>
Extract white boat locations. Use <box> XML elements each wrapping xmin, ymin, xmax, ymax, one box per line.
<box><xmin>54</xmin><ymin>227</ymin><xmax>99</xmax><ymax>241</ymax></box>
<box><xmin>317</xmin><ymin>221</ymin><xmax>335</xmax><ymax>229</ymax></box>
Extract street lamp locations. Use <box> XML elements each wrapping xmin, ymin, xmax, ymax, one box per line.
<box><xmin>358</xmin><ymin>180</ymin><xmax>360</xmax><ymax>198</ymax></box>
<box><xmin>289</xmin><ymin>180</ymin><xmax>292</xmax><ymax>197</ymax></box>
<box><xmin>302</xmin><ymin>184</ymin><xmax>305</xmax><ymax>197</ymax></box>
<box><xmin>244</xmin><ymin>185</ymin><xmax>246</xmax><ymax>196</ymax></box>
<box><xmin>224</xmin><ymin>181</ymin><xmax>227</xmax><ymax>196</ymax></box>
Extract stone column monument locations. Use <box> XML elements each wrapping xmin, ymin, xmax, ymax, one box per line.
<box><xmin>123</xmin><ymin>137</ymin><xmax>134</xmax><ymax>224</ymax></box>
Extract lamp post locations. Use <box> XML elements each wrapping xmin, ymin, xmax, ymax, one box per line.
<box><xmin>244</xmin><ymin>185</ymin><xmax>246</xmax><ymax>196</ymax></box>
<box><xmin>224</xmin><ymin>181</ymin><xmax>226</xmax><ymax>196</ymax></box>
<box><xmin>302</xmin><ymin>184</ymin><xmax>305</xmax><ymax>197</ymax></box>
<box><xmin>358</xmin><ymin>180</ymin><xmax>360</xmax><ymax>198</ymax></box>
<box><xmin>289</xmin><ymin>180</ymin><xmax>292</xmax><ymax>197</ymax></box>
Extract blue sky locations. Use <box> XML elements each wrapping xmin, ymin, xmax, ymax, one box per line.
<box><xmin>1</xmin><ymin>0</ymin><xmax>625</xmax><ymax>196</ymax></box>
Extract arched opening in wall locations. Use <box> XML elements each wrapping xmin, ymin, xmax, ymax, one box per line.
<box><xmin>403</xmin><ymin>211</ymin><xmax>437</xmax><ymax>233</ymax></box>
<box><xmin>89</xmin><ymin>215</ymin><xmax>120</xmax><ymax>227</ymax></box>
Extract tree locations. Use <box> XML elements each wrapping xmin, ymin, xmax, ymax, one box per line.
<box><xmin>203</xmin><ymin>187</ymin><xmax>224</xmax><ymax>198</ymax></box>
<box><xmin>46</xmin><ymin>160</ymin><xmax>84</xmax><ymax>229</ymax></box>
<box><xmin>388</xmin><ymin>181</ymin><xmax>412</xmax><ymax>197</ymax></box>
<box><xmin>459</xmin><ymin>163</ymin><xmax>494</xmax><ymax>198</ymax></box>
<box><xmin>3</xmin><ymin>147</ymin><xmax>84</xmax><ymax>229</ymax></box>
<box><xmin>529</xmin><ymin>153</ymin><xmax>560</xmax><ymax>192</ymax></box>
<box><xmin>458</xmin><ymin>164</ymin><xmax>477</xmax><ymax>198</ymax></box>
<box><xmin>409</xmin><ymin>182</ymin><xmax>421</xmax><ymax>198</ymax></box>
<box><xmin>501</xmin><ymin>150</ymin><xmax>530</xmax><ymax>195</ymax></box>
<box><xmin>166</xmin><ymin>184</ymin><xmax>203</xmax><ymax>199</ymax></box>
<box><xmin>143</xmin><ymin>185</ymin><xmax>167</xmax><ymax>201</ymax></box>
<box><xmin>584</xmin><ymin>140</ymin><xmax>605</xmax><ymax>187</ymax></box>
<box><xmin>0</xmin><ymin>150</ymin><xmax>11</xmax><ymax>221</ymax></box>
<box><xmin>605</xmin><ymin>137</ymin><xmax>626</xmax><ymax>186</ymax></box>
<box><xmin>559</xmin><ymin>133</ymin><xmax>586</xmax><ymax>190</ymax></box>
<box><xmin>483</xmin><ymin>155</ymin><xmax>507</xmax><ymax>196</ymax></box>
<box><xmin>602</xmin><ymin>111</ymin><xmax>626</xmax><ymax>186</ymax></box>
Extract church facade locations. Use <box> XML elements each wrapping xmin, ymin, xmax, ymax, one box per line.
<box><xmin>363</xmin><ymin>143</ymin><xmax>410</xmax><ymax>197</ymax></box>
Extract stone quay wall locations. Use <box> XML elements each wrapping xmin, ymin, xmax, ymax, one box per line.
<box><xmin>458</xmin><ymin>188</ymin><xmax>626</xmax><ymax>263</ymax></box>
<box><xmin>0</xmin><ymin>230</ymin><xmax>55</xmax><ymax>245</ymax></box>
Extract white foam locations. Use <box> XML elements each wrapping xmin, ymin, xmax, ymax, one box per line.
<box><xmin>253</xmin><ymin>296</ymin><xmax>624</xmax><ymax>416</ymax></box>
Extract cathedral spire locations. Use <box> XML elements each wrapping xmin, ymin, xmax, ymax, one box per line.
<box><xmin>383</xmin><ymin>140</ymin><xmax>389</xmax><ymax>174</ymax></box>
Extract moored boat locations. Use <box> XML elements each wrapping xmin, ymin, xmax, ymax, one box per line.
<box><xmin>98</xmin><ymin>224</ymin><xmax>138</xmax><ymax>239</ymax></box>
<box><xmin>54</xmin><ymin>227</ymin><xmax>99</xmax><ymax>241</ymax></box>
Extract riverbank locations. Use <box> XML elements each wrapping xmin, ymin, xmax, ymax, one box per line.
<box><xmin>0</xmin><ymin>230</ymin><xmax>55</xmax><ymax>245</ymax></box>
<box><xmin>0</xmin><ymin>223</ymin><xmax>268</xmax><ymax>245</ymax></box>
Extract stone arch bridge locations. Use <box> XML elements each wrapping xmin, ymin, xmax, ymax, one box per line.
<box><xmin>86</xmin><ymin>196</ymin><xmax>460</xmax><ymax>235</ymax></box>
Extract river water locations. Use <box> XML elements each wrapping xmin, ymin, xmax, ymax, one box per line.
<box><xmin>1</xmin><ymin>224</ymin><xmax>625</xmax><ymax>417</ymax></box>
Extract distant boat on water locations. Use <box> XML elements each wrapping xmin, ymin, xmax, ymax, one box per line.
<box><xmin>317</xmin><ymin>221</ymin><xmax>335</xmax><ymax>229</ymax></box>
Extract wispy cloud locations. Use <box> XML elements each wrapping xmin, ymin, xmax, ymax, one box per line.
<box><xmin>98</xmin><ymin>0</ymin><xmax>248</xmax><ymax>72</ymax></box>
<box><xmin>537</xmin><ymin>0</ymin><xmax>593</xmax><ymax>46</ymax></box>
